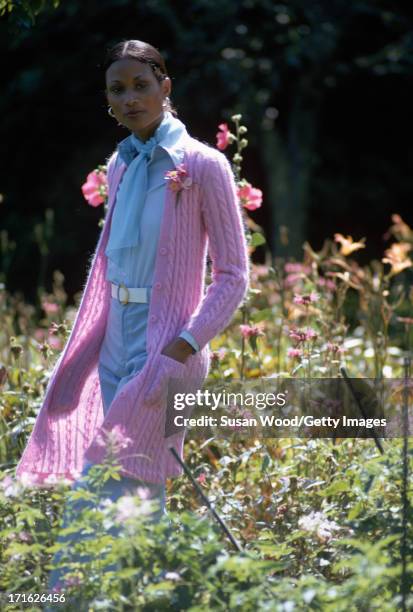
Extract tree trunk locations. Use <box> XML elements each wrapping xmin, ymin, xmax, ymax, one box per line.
<box><xmin>262</xmin><ymin>74</ymin><xmax>321</xmax><ymax>259</ymax></box>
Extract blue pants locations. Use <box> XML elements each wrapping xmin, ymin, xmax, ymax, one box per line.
<box><xmin>47</xmin><ymin>295</ymin><xmax>166</xmax><ymax>594</ymax></box>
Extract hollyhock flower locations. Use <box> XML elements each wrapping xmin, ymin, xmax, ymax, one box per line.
<box><xmin>164</xmin><ymin>164</ymin><xmax>192</xmax><ymax>192</ymax></box>
<box><xmin>81</xmin><ymin>169</ymin><xmax>108</xmax><ymax>207</ymax></box>
<box><xmin>382</xmin><ymin>242</ymin><xmax>412</xmax><ymax>276</ymax></box>
<box><xmin>239</xmin><ymin>324</ymin><xmax>265</xmax><ymax>339</ymax></box>
<box><xmin>293</xmin><ymin>292</ymin><xmax>319</xmax><ymax>306</ymax></box>
<box><xmin>334</xmin><ymin>233</ymin><xmax>366</xmax><ymax>256</ymax></box>
<box><xmin>216</xmin><ymin>123</ymin><xmax>232</xmax><ymax>150</ymax></box>
<box><xmin>237</xmin><ymin>182</ymin><xmax>263</xmax><ymax>211</ymax></box>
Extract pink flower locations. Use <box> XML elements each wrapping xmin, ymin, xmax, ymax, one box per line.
<box><xmin>64</xmin><ymin>574</ymin><xmax>82</xmax><ymax>588</ymax></box>
<box><xmin>284</xmin><ymin>263</ymin><xmax>311</xmax><ymax>274</ymax></box>
<box><xmin>316</xmin><ymin>277</ymin><xmax>336</xmax><ymax>292</ymax></box>
<box><xmin>293</xmin><ymin>292</ymin><xmax>319</xmax><ymax>306</ymax></box>
<box><xmin>289</xmin><ymin>327</ymin><xmax>318</xmax><ymax>343</ymax></box>
<box><xmin>34</xmin><ymin>328</ymin><xmax>47</xmax><ymax>341</ymax></box>
<box><xmin>237</xmin><ymin>183</ymin><xmax>263</xmax><ymax>211</ymax></box>
<box><xmin>239</xmin><ymin>324</ymin><xmax>265</xmax><ymax>339</ymax></box>
<box><xmin>18</xmin><ymin>531</ymin><xmax>33</xmax><ymax>543</ymax></box>
<box><xmin>47</xmin><ymin>335</ymin><xmax>62</xmax><ymax>350</ymax></box>
<box><xmin>164</xmin><ymin>164</ymin><xmax>192</xmax><ymax>193</ymax></box>
<box><xmin>325</xmin><ymin>342</ymin><xmax>345</xmax><ymax>354</ymax></box>
<box><xmin>42</xmin><ymin>301</ymin><xmax>59</xmax><ymax>315</ymax></box>
<box><xmin>96</xmin><ymin>424</ymin><xmax>133</xmax><ymax>454</ymax></box>
<box><xmin>197</xmin><ymin>473</ymin><xmax>207</xmax><ymax>485</ymax></box>
<box><xmin>81</xmin><ymin>169</ymin><xmax>108</xmax><ymax>207</ymax></box>
<box><xmin>216</xmin><ymin>123</ymin><xmax>231</xmax><ymax>150</ymax></box>
<box><xmin>287</xmin><ymin>347</ymin><xmax>303</xmax><ymax>359</ymax></box>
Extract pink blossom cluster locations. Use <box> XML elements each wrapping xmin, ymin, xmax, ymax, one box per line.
<box><xmin>81</xmin><ymin>169</ymin><xmax>108</xmax><ymax>207</ymax></box>
<box><xmin>95</xmin><ymin>424</ymin><xmax>133</xmax><ymax>454</ymax></box>
<box><xmin>239</xmin><ymin>324</ymin><xmax>265</xmax><ymax>339</ymax></box>
<box><xmin>237</xmin><ymin>183</ymin><xmax>263</xmax><ymax>211</ymax></box>
<box><xmin>288</xmin><ymin>327</ymin><xmax>318</xmax><ymax>343</ymax></box>
<box><xmin>293</xmin><ymin>292</ymin><xmax>319</xmax><ymax>306</ymax></box>
<box><xmin>164</xmin><ymin>164</ymin><xmax>193</xmax><ymax>192</ymax></box>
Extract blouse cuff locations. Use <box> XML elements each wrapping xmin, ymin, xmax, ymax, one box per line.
<box><xmin>178</xmin><ymin>331</ymin><xmax>200</xmax><ymax>353</ymax></box>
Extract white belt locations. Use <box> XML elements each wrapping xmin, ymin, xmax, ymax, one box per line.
<box><xmin>111</xmin><ymin>282</ymin><xmax>149</xmax><ymax>305</ymax></box>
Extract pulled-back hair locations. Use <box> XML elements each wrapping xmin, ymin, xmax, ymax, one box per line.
<box><xmin>103</xmin><ymin>40</ymin><xmax>177</xmax><ymax>116</ymax></box>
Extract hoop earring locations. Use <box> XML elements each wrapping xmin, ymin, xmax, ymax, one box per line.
<box><xmin>107</xmin><ymin>105</ymin><xmax>123</xmax><ymax>127</ymax></box>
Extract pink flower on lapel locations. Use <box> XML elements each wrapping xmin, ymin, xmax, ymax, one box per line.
<box><xmin>164</xmin><ymin>164</ymin><xmax>192</xmax><ymax>193</ymax></box>
<box><xmin>81</xmin><ymin>166</ymin><xmax>108</xmax><ymax>207</ymax></box>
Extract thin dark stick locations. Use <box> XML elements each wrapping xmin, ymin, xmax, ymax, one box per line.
<box><xmin>169</xmin><ymin>446</ymin><xmax>243</xmax><ymax>552</ymax></box>
<box><xmin>339</xmin><ymin>367</ymin><xmax>384</xmax><ymax>455</ymax></box>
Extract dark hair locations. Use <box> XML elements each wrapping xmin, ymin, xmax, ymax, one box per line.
<box><xmin>103</xmin><ymin>40</ymin><xmax>177</xmax><ymax>117</ymax></box>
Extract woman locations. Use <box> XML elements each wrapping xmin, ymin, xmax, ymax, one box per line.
<box><xmin>15</xmin><ymin>39</ymin><xmax>249</xmax><ymax>587</ymax></box>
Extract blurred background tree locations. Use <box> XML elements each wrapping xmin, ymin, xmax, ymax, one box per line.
<box><xmin>0</xmin><ymin>0</ymin><xmax>412</xmax><ymax>301</ymax></box>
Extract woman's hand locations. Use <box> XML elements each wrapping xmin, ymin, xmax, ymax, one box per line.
<box><xmin>161</xmin><ymin>337</ymin><xmax>195</xmax><ymax>364</ymax></box>
<box><xmin>144</xmin><ymin>339</ymin><xmax>192</xmax><ymax>407</ymax></box>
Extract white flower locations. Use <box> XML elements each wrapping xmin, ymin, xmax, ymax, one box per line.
<box><xmin>164</xmin><ymin>571</ymin><xmax>181</xmax><ymax>582</ymax></box>
<box><xmin>298</xmin><ymin>511</ymin><xmax>340</xmax><ymax>542</ymax></box>
<box><xmin>18</xmin><ymin>472</ymin><xmax>37</xmax><ymax>488</ymax></box>
<box><xmin>116</xmin><ymin>495</ymin><xmax>155</xmax><ymax>522</ymax></box>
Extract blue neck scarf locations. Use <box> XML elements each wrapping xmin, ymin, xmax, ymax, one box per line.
<box><xmin>105</xmin><ymin>111</ymin><xmax>189</xmax><ymax>266</ymax></box>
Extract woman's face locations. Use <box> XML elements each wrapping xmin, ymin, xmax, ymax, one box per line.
<box><xmin>105</xmin><ymin>58</ymin><xmax>171</xmax><ymax>141</ymax></box>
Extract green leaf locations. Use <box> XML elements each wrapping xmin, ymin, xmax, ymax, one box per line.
<box><xmin>319</xmin><ymin>480</ymin><xmax>351</xmax><ymax>496</ymax></box>
<box><xmin>250</xmin><ymin>232</ymin><xmax>266</xmax><ymax>247</ymax></box>
<box><xmin>250</xmin><ymin>308</ymin><xmax>272</xmax><ymax>323</ymax></box>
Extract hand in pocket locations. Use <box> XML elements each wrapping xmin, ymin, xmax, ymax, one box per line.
<box><xmin>145</xmin><ymin>353</ymin><xmax>186</xmax><ymax>407</ymax></box>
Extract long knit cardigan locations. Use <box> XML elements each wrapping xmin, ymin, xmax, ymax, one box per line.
<box><xmin>15</xmin><ymin>135</ymin><xmax>250</xmax><ymax>485</ymax></box>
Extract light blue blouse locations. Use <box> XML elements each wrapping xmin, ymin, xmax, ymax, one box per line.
<box><xmin>105</xmin><ymin>125</ymin><xmax>199</xmax><ymax>353</ymax></box>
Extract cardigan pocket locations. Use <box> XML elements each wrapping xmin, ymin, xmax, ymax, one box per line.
<box><xmin>144</xmin><ymin>353</ymin><xmax>186</xmax><ymax>407</ymax></box>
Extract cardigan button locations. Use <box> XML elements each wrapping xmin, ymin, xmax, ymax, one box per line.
<box><xmin>160</xmin><ymin>247</ymin><xmax>168</xmax><ymax>255</ymax></box>
<box><xmin>154</xmin><ymin>282</ymin><xmax>162</xmax><ymax>290</ymax></box>
<box><xmin>150</xmin><ymin>314</ymin><xmax>158</xmax><ymax>322</ymax></box>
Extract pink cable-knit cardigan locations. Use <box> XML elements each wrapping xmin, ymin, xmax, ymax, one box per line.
<box><xmin>15</xmin><ymin>135</ymin><xmax>250</xmax><ymax>485</ymax></box>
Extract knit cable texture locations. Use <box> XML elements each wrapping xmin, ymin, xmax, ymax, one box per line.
<box><xmin>15</xmin><ymin>138</ymin><xmax>250</xmax><ymax>485</ymax></box>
